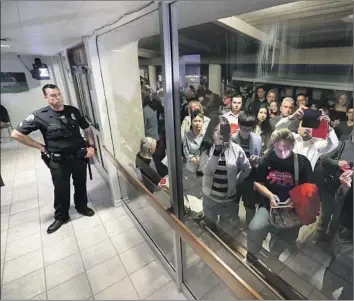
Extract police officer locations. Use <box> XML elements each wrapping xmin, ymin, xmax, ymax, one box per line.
<box><xmin>11</xmin><ymin>84</ymin><xmax>96</xmax><ymax>234</ymax></box>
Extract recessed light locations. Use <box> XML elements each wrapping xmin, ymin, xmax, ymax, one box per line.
<box><xmin>1</xmin><ymin>44</ymin><xmax>10</xmax><ymax>48</ymax></box>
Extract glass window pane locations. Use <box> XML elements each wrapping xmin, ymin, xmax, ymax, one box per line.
<box><xmin>174</xmin><ymin>0</ymin><xmax>353</xmax><ymax>299</ymax></box>
<box><xmin>96</xmin><ymin>8</ymin><xmax>176</xmax><ymax>269</ymax></box>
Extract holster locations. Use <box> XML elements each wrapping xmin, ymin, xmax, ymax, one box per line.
<box><xmin>41</xmin><ymin>152</ymin><xmax>50</xmax><ymax>168</ymax></box>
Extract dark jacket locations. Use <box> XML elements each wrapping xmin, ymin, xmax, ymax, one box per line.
<box><xmin>317</xmin><ymin>140</ymin><xmax>353</xmax><ymax>192</ymax></box>
<box><xmin>143</xmin><ymin>104</ymin><xmax>159</xmax><ymax>141</ymax></box>
<box><xmin>135</xmin><ymin>153</ymin><xmax>161</xmax><ymax>193</ymax></box>
<box><xmin>0</xmin><ymin>105</ymin><xmax>10</xmax><ymax>123</ymax></box>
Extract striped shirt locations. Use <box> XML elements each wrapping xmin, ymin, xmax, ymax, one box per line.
<box><xmin>210</xmin><ymin>152</ymin><xmax>234</xmax><ymax>202</ymax></box>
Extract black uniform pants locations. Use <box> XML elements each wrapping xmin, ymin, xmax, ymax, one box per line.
<box><xmin>49</xmin><ymin>158</ymin><xmax>88</xmax><ymax>221</ymax></box>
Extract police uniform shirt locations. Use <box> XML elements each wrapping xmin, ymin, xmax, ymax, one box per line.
<box><xmin>16</xmin><ymin>105</ymin><xmax>90</xmax><ymax>153</ymax></box>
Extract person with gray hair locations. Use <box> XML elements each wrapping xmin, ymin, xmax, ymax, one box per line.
<box><xmin>135</xmin><ymin>137</ymin><xmax>161</xmax><ymax>193</ymax></box>
<box><xmin>140</xmin><ymin>137</ymin><xmax>156</xmax><ymax>160</ymax></box>
<box><xmin>270</xmin><ymin>97</ymin><xmax>298</xmax><ymax>131</ymax></box>
<box><xmin>246</xmin><ymin>128</ymin><xmax>313</xmax><ymax>263</ymax></box>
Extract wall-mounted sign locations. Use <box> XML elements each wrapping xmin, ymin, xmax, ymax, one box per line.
<box><xmin>1</xmin><ymin>72</ymin><xmax>29</xmax><ymax>93</ymax></box>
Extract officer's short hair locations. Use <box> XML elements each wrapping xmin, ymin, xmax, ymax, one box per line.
<box><xmin>42</xmin><ymin>84</ymin><xmax>59</xmax><ymax>96</ymax></box>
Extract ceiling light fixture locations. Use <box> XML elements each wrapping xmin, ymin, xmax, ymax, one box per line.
<box><xmin>342</xmin><ymin>14</ymin><xmax>353</xmax><ymax>22</ymax></box>
<box><xmin>1</xmin><ymin>38</ymin><xmax>11</xmax><ymax>48</ymax></box>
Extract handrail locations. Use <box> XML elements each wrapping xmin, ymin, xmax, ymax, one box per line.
<box><xmin>102</xmin><ymin>145</ymin><xmax>263</xmax><ymax>300</ymax></box>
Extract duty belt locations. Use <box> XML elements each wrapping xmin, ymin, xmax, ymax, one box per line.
<box><xmin>49</xmin><ymin>148</ymin><xmax>87</xmax><ymax>161</ymax></box>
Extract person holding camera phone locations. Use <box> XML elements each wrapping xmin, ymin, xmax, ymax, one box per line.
<box><xmin>319</xmin><ymin>169</ymin><xmax>353</xmax><ymax>301</ymax></box>
<box><xmin>11</xmin><ymin>84</ymin><xmax>95</xmax><ymax>234</ymax></box>
<box><xmin>275</xmin><ymin>106</ymin><xmax>339</xmax><ymax>169</ymax></box>
<box><xmin>199</xmin><ymin>116</ymin><xmax>251</xmax><ymax>231</ymax></box>
<box><xmin>333</xmin><ymin>107</ymin><xmax>353</xmax><ymax>141</ymax></box>
<box><xmin>328</xmin><ymin>169</ymin><xmax>353</xmax><ymax>243</ymax></box>
<box><xmin>313</xmin><ymin>131</ymin><xmax>354</xmax><ymax>243</ymax></box>
<box><xmin>231</xmin><ymin>112</ymin><xmax>262</xmax><ymax>224</ymax></box>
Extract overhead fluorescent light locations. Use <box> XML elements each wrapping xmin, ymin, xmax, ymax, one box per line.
<box><xmin>342</xmin><ymin>14</ymin><xmax>353</xmax><ymax>22</ymax></box>
<box><xmin>1</xmin><ymin>44</ymin><xmax>10</xmax><ymax>48</ymax></box>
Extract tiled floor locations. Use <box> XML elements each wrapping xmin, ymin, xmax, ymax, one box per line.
<box><xmin>0</xmin><ymin>136</ymin><xmax>187</xmax><ymax>300</ymax></box>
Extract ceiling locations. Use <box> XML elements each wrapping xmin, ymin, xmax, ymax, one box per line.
<box><xmin>139</xmin><ymin>0</ymin><xmax>353</xmax><ymax>60</ymax></box>
<box><xmin>238</xmin><ymin>0</ymin><xmax>353</xmax><ymax>48</ymax></box>
<box><xmin>1</xmin><ymin>1</ymin><xmax>147</xmax><ymax>55</ymax></box>
<box><xmin>1</xmin><ymin>1</ymin><xmax>352</xmax><ymax>57</ymax></box>
<box><xmin>139</xmin><ymin>22</ymin><xmax>260</xmax><ymax>58</ymax></box>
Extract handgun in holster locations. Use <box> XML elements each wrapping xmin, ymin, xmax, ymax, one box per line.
<box><xmin>41</xmin><ymin>152</ymin><xmax>50</xmax><ymax>168</ymax></box>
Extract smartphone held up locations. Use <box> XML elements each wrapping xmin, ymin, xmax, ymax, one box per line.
<box><xmin>301</xmin><ymin>108</ymin><xmax>329</xmax><ymax>139</ymax></box>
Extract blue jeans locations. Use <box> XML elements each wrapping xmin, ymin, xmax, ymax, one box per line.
<box><xmin>203</xmin><ymin>195</ymin><xmax>239</xmax><ymax>226</ymax></box>
<box><xmin>247</xmin><ymin>206</ymin><xmax>300</xmax><ymax>259</ymax></box>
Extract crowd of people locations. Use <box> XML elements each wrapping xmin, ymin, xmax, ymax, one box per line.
<box><xmin>137</xmin><ymin>79</ymin><xmax>353</xmax><ymax>273</ymax></box>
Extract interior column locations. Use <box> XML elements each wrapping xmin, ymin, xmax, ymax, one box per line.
<box><xmin>148</xmin><ymin>65</ymin><xmax>157</xmax><ymax>91</ymax></box>
<box><xmin>208</xmin><ymin>64</ymin><xmax>221</xmax><ymax>95</ymax></box>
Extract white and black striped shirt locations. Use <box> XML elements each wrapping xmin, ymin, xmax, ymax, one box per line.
<box><xmin>210</xmin><ymin>152</ymin><xmax>235</xmax><ymax>202</ymax></box>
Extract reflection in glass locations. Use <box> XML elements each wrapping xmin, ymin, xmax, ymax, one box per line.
<box><xmin>174</xmin><ymin>0</ymin><xmax>353</xmax><ymax>299</ymax></box>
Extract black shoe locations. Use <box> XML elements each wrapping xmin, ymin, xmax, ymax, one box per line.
<box><xmin>245</xmin><ymin>252</ymin><xmax>258</xmax><ymax>265</ymax></box>
<box><xmin>47</xmin><ymin>218</ymin><xmax>70</xmax><ymax>234</ymax></box>
<box><xmin>205</xmin><ymin>220</ymin><xmax>217</xmax><ymax>232</ymax></box>
<box><xmin>77</xmin><ymin>207</ymin><xmax>95</xmax><ymax>217</ymax></box>
<box><xmin>339</xmin><ymin>228</ymin><xmax>353</xmax><ymax>243</ymax></box>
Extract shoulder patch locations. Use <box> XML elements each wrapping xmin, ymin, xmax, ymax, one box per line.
<box><xmin>25</xmin><ymin>114</ymin><xmax>35</xmax><ymax>122</ymax></box>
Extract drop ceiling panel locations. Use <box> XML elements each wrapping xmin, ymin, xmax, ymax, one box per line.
<box><xmin>239</xmin><ymin>0</ymin><xmax>353</xmax><ymax>25</ymax></box>
<box><xmin>18</xmin><ymin>13</ymin><xmax>77</xmax><ymax>28</ymax></box>
<box><xmin>65</xmin><ymin>12</ymin><xmax>128</xmax><ymax>36</ymax></box>
<box><xmin>1</xmin><ymin>1</ymin><xmax>20</xmax><ymax>26</ymax></box>
<box><xmin>17</xmin><ymin>1</ymin><xmax>85</xmax><ymax>21</ymax></box>
<box><xmin>1</xmin><ymin>28</ymin><xmax>23</xmax><ymax>41</ymax></box>
<box><xmin>21</xmin><ymin>20</ymin><xmax>69</xmax><ymax>38</ymax></box>
<box><xmin>80</xmin><ymin>1</ymin><xmax>144</xmax><ymax>13</ymax></box>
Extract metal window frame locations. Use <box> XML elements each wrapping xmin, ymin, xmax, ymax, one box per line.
<box><xmin>94</xmin><ymin>1</ymin><xmax>270</xmax><ymax>299</ymax></box>
<box><xmin>159</xmin><ymin>1</ymin><xmax>185</xmax><ymax>292</ymax></box>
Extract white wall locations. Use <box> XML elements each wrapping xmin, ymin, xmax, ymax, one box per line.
<box><xmin>0</xmin><ymin>54</ymin><xmax>59</xmax><ymax>128</ymax></box>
